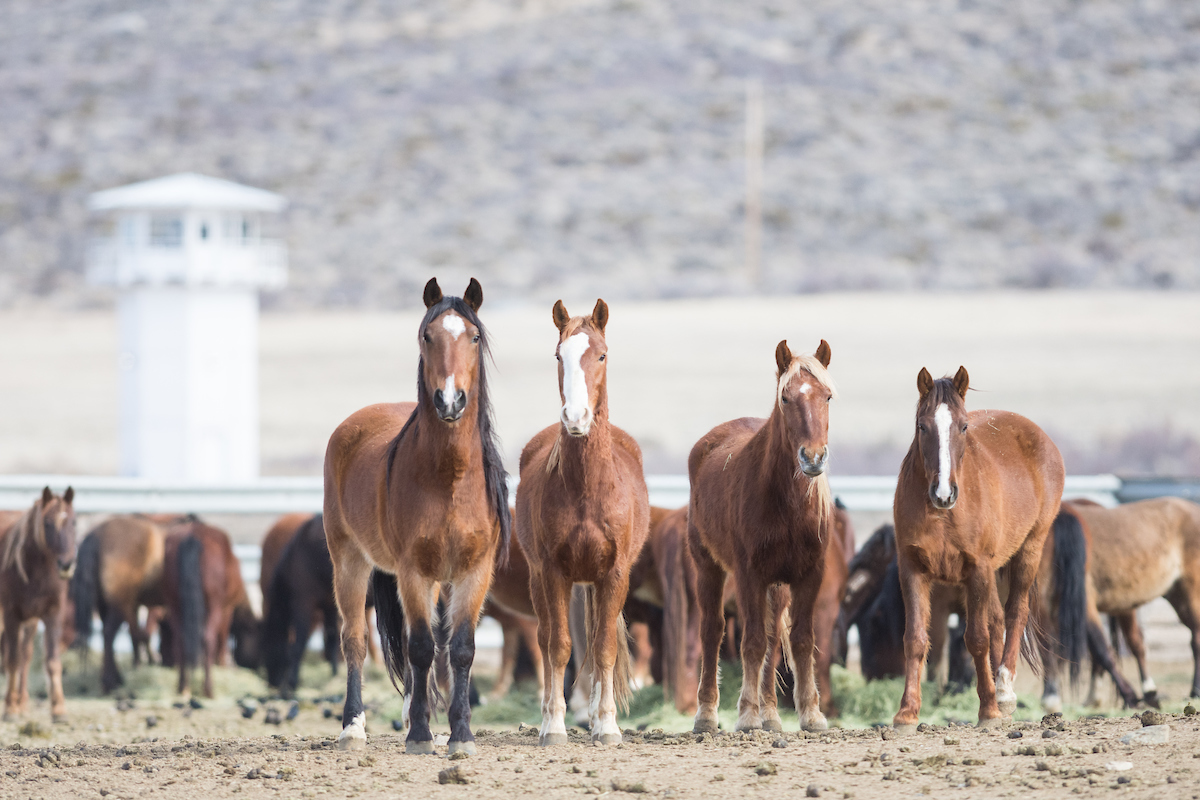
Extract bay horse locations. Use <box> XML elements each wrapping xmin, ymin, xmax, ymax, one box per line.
<box><xmin>515</xmin><ymin>298</ymin><xmax>649</xmax><ymax>746</ymax></box>
<box><xmin>0</xmin><ymin>487</ymin><xmax>77</xmax><ymax>722</ymax></box>
<box><xmin>324</xmin><ymin>277</ymin><xmax>510</xmax><ymax>754</ymax></box>
<box><xmin>689</xmin><ymin>339</ymin><xmax>836</xmax><ymax>734</ymax></box>
<box><xmin>892</xmin><ymin>367</ymin><xmax>1064</xmax><ymax>731</ymax></box>
<box><xmin>260</xmin><ymin>513</ymin><xmax>310</xmax><ymax>620</ymax></box>
<box><xmin>70</xmin><ymin>515</ymin><xmax>167</xmax><ymax>693</ymax></box>
<box><xmin>1061</xmin><ymin>496</ymin><xmax>1200</xmax><ymax>702</ymax></box>
<box><xmin>161</xmin><ymin>516</ymin><xmax>259</xmax><ymax>699</ymax></box>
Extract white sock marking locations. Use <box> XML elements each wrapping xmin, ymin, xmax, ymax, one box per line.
<box><xmin>934</xmin><ymin>403</ymin><xmax>953</xmax><ymax>501</ymax></box>
<box><xmin>560</xmin><ymin>332</ymin><xmax>591</xmax><ymax>427</ymax></box>
<box><xmin>442</xmin><ymin>314</ymin><xmax>465</xmax><ymax>339</ymax></box>
<box><xmin>1143</xmin><ymin>677</ymin><xmax>1157</xmax><ymax>694</ymax></box>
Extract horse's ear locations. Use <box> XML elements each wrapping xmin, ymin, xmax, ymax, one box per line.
<box><xmin>64</xmin><ymin>487</ymin><xmax>74</xmax><ymax>505</ymax></box>
<box><xmin>552</xmin><ymin>300</ymin><xmax>570</xmax><ymax>333</ymax></box>
<box><xmin>463</xmin><ymin>278</ymin><xmax>483</xmax><ymax>312</ymax></box>
<box><xmin>917</xmin><ymin>367</ymin><xmax>934</xmax><ymax>398</ymax></box>
<box><xmin>41</xmin><ymin>486</ymin><xmax>52</xmax><ymax>505</ymax></box>
<box><xmin>815</xmin><ymin>339</ymin><xmax>831</xmax><ymax>368</ymax></box>
<box><xmin>591</xmin><ymin>299</ymin><xmax>608</xmax><ymax>334</ymax></box>
<box><xmin>775</xmin><ymin>340</ymin><xmax>793</xmax><ymax>377</ymax></box>
<box><xmin>423</xmin><ymin>278</ymin><xmax>443</xmax><ymax>309</ymax></box>
<box><xmin>953</xmin><ymin>366</ymin><xmax>970</xmax><ymax>399</ymax></box>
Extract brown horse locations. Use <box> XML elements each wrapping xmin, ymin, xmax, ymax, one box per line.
<box><xmin>689</xmin><ymin>339</ymin><xmax>836</xmax><ymax>734</ymax></box>
<box><xmin>1057</xmin><ymin>497</ymin><xmax>1200</xmax><ymax>702</ymax></box>
<box><xmin>1</xmin><ymin>487</ymin><xmax>77</xmax><ymax>722</ymax></box>
<box><xmin>260</xmin><ymin>513</ymin><xmax>310</xmax><ymax>619</ymax></box>
<box><xmin>161</xmin><ymin>516</ymin><xmax>258</xmax><ymax>699</ymax></box>
<box><xmin>70</xmin><ymin>515</ymin><xmax>167</xmax><ymax>693</ymax></box>
<box><xmin>645</xmin><ymin>506</ymin><xmax>701</xmax><ymax>714</ymax></box>
<box><xmin>516</xmin><ymin>299</ymin><xmax>649</xmax><ymax>746</ymax></box>
<box><xmin>484</xmin><ymin>531</ymin><xmax>544</xmax><ymax>701</ymax></box>
<box><xmin>892</xmin><ymin>367</ymin><xmax>1064</xmax><ymax>730</ymax></box>
<box><xmin>324</xmin><ymin>278</ymin><xmax>510</xmax><ymax>754</ymax></box>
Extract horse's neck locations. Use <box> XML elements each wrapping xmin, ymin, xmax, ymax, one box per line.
<box><xmin>558</xmin><ymin>396</ymin><xmax>617</xmax><ymax>493</ymax></box>
<box><xmin>414</xmin><ymin>400</ymin><xmax>483</xmax><ymax>479</ymax></box>
<box><xmin>751</xmin><ymin>409</ymin><xmax>806</xmax><ymax>508</ymax></box>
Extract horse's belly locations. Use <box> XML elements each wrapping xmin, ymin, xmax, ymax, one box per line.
<box><xmin>1094</xmin><ymin>548</ymin><xmax>1183</xmax><ymax>613</ymax></box>
<box><xmin>410</xmin><ymin>527</ymin><xmax>494</xmax><ymax>582</ymax></box>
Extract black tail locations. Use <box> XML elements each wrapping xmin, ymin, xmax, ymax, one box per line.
<box><xmin>1051</xmin><ymin>508</ymin><xmax>1089</xmax><ymax>684</ymax></box>
<box><xmin>371</xmin><ymin>569</ymin><xmax>408</xmax><ymax>693</ymax></box>
<box><xmin>178</xmin><ymin>536</ymin><xmax>206</xmax><ymax>667</ymax></box>
<box><xmin>262</xmin><ymin>567</ymin><xmax>292</xmax><ymax>687</ymax></box>
<box><xmin>70</xmin><ymin>532</ymin><xmax>103</xmax><ymax>651</ymax></box>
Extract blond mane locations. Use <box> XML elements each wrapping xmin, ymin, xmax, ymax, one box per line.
<box><xmin>0</xmin><ymin>502</ymin><xmax>44</xmax><ymax>583</ymax></box>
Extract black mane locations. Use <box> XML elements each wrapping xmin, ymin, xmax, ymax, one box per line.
<box><xmin>384</xmin><ymin>295</ymin><xmax>512</xmax><ymax>563</ymax></box>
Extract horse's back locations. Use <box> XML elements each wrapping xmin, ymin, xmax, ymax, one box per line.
<box><xmin>687</xmin><ymin>417</ymin><xmax>764</xmax><ymax>482</ymax></box>
<box><xmin>325</xmin><ymin>402</ymin><xmax>418</xmax><ymax>498</ymax></box>
<box><xmin>96</xmin><ymin>516</ymin><xmax>166</xmax><ymax>603</ymax></box>
<box><xmin>261</xmin><ymin>513</ymin><xmax>310</xmax><ymax>593</ymax></box>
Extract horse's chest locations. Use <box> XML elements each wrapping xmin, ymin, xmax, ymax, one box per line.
<box><xmin>408</xmin><ymin>505</ymin><xmax>494</xmax><ymax>582</ymax></box>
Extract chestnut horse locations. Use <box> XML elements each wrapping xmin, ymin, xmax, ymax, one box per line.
<box><xmin>162</xmin><ymin>516</ymin><xmax>258</xmax><ymax>699</ymax></box>
<box><xmin>484</xmin><ymin>532</ymin><xmax>544</xmax><ymax>701</ymax></box>
<box><xmin>324</xmin><ymin>278</ymin><xmax>510</xmax><ymax>754</ymax></box>
<box><xmin>70</xmin><ymin>515</ymin><xmax>167</xmax><ymax>693</ymax></box>
<box><xmin>0</xmin><ymin>487</ymin><xmax>77</xmax><ymax>722</ymax></box>
<box><xmin>892</xmin><ymin>367</ymin><xmax>1064</xmax><ymax>731</ymax></box>
<box><xmin>689</xmin><ymin>339</ymin><xmax>836</xmax><ymax>734</ymax></box>
<box><xmin>516</xmin><ymin>299</ymin><xmax>649</xmax><ymax>746</ymax></box>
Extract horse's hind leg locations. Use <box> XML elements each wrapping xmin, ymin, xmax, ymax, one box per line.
<box><xmin>327</xmin><ymin>536</ymin><xmax>372</xmax><ymax>751</ymax></box>
<box><xmin>42</xmin><ymin>609</ymin><xmax>67</xmax><ymax>722</ymax></box>
<box><xmin>996</xmin><ymin>531</ymin><xmax>1049</xmax><ymax>718</ymax></box>
<box><xmin>2</xmin><ymin>613</ymin><xmax>20</xmax><ymax>720</ymax></box>
<box><xmin>534</xmin><ymin>570</ymin><xmax>572</xmax><ymax>747</ymax></box>
<box><xmin>788</xmin><ymin>574</ymin><xmax>829</xmax><ymax>732</ymax></box>
<box><xmin>1113</xmin><ymin>610</ymin><xmax>1157</xmax><ymax>705</ymax></box>
<box><xmin>1164</xmin><ymin>581</ymin><xmax>1200</xmax><ymax>699</ymax></box>
<box><xmin>101</xmin><ymin>607</ymin><xmax>125</xmax><ymax>694</ymax></box>
<box><xmin>444</xmin><ymin>564</ymin><xmax>493</xmax><ymax>755</ymax></box>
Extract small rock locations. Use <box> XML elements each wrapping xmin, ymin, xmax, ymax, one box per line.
<box><xmin>358</xmin><ymin>755</ymin><xmax>376</xmax><ymax>767</ymax></box>
<box><xmin>1105</xmin><ymin>761</ymin><xmax>1133</xmax><ymax>772</ymax></box>
<box><xmin>1041</xmin><ymin>729</ymin><xmax>1057</xmax><ymax>738</ymax></box>
<box><xmin>449</xmin><ymin>751</ymin><xmax>469</xmax><ymax>761</ymax></box>
<box><xmin>264</xmin><ymin>707</ymin><xmax>282</xmax><ymax>726</ymax></box>
<box><xmin>392</xmin><ymin>719</ymin><xmax>403</xmax><ymax>731</ymax></box>
<box><xmin>438</xmin><ymin>765</ymin><xmax>469</xmax><ymax>785</ymax></box>
<box><xmin>145</xmin><ymin>715</ymin><xmax>157</xmax><ymax>729</ymax></box>
<box><xmin>1116</xmin><ymin>776</ymin><xmax>1131</xmax><ymax>784</ymax></box>
<box><xmin>754</xmin><ymin>762</ymin><xmax>777</xmax><ymax>776</ymax></box>
<box><xmin>916</xmin><ymin>723</ymin><xmax>929</xmax><ymax>733</ymax></box>
<box><xmin>1120</xmin><ymin>725</ymin><xmax>1169</xmax><ymax>746</ymax></box>
<box><xmin>1008</xmin><ymin>731</ymin><xmax>1023</xmax><ymax>739</ymax></box>
<box><xmin>806</xmin><ymin>784</ymin><xmax>820</xmax><ymax>797</ymax></box>
<box><xmin>323</xmin><ymin>708</ymin><xmax>333</xmax><ymax>719</ymax></box>
<box><xmin>188</xmin><ymin>698</ymin><xmax>203</xmax><ymax>710</ymax></box>
<box><xmin>1140</xmin><ymin>710</ymin><xmax>1169</xmax><ymax>727</ymax></box>
<box><xmin>1017</xmin><ymin>745</ymin><xmax>1039</xmax><ymax>756</ymax></box>
<box><xmin>772</xmin><ymin>738</ymin><xmax>788</xmax><ymax>749</ymax></box>
<box><xmin>1185</xmin><ymin>705</ymin><xmax>1197</xmax><ymax>716</ymax></box>
<box><xmin>239</xmin><ymin>699</ymin><xmax>258</xmax><ymax>719</ymax></box>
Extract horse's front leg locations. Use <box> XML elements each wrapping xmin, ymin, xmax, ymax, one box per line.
<box><xmin>965</xmin><ymin>568</ymin><xmax>1002</xmax><ymax>725</ymax></box>
<box><xmin>444</xmin><ymin>562</ymin><xmax>493</xmax><ymax>755</ymax></box>
<box><xmin>1115</xmin><ymin>610</ymin><xmax>1157</xmax><ymax>705</ymax></box>
<box><xmin>397</xmin><ymin>579</ymin><xmax>439</xmax><ymax>754</ymax></box>
<box><xmin>893</xmin><ymin>562</ymin><xmax>931</xmax><ymax>732</ymax></box>
<box><xmin>590</xmin><ymin>576</ymin><xmax>632</xmax><ymax>745</ymax></box>
<box><xmin>690</xmin><ymin>536</ymin><xmax>726</xmax><ymax>734</ymax></box>
<box><xmin>42</xmin><ymin>608</ymin><xmax>67</xmax><ymax>722</ymax></box>
<box><xmin>2</xmin><ymin>613</ymin><xmax>21</xmax><ymax>720</ymax></box>
<box><xmin>789</xmin><ymin>571</ymin><xmax>829</xmax><ymax>732</ymax></box>
<box><xmin>537</xmin><ymin>570</ymin><xmax>572</xmax><ymax>747</ymax></box>
<box><xmin>733</xmin><ymin>572</ymin><xmax>769</xmax><ymax>732</ymax></box>
<box><xmin>15</xmin><ymin>621</ymin><xmax>37</xmax><ymax>716</ymax></box>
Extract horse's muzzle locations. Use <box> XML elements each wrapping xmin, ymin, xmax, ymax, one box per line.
<box><xmin>929</xmin><ymin>483</ymin><xmax>958</xmax><ymax>510</ymax></box>
<box><xmin>58</xmin><ymin>559</ymin><xmax>75</xmax><ymax>580</ymax></box>
<box><xmin>798</xmin><ymin>446</ymin><xmax>829</xmax><ymax>478</ymax></box>
<box><xmin>433</xmin><ymin>388</ymin><xmax>467</xmax><ymax>422</ymax></box>
<box><xmin>561</xmin><ymin>406</ymin><xmax>593</xmax><ymax>437</ymax></box>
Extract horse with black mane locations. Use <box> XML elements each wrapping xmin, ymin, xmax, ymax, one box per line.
<box><xmin>324</xmin><ymin>278</ymin><xmax>510</xmax><ymax>754</ymax></box>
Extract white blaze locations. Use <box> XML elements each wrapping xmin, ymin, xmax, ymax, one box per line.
<box><xmin>560</xmin><ymin>333</ymin><xmax>591</xmax><ymax>426</ymax></box>
<box><xmin>442</xmin><ymin>314</ymin><xmax>466</xmax><ymax>339</ymax></box>
<box><xmin>799</xmin><ymin>382</ymin><xmax>811</xmax><ymax>395</ymax></box>
<box><xmin>934</xmin><ymin>403</ymin><xmax>953</xmax><ymax>501</ymax></box>
<box><xmin>442</xmin><ymin>374</ymin><xmax>456</xmax><ymax>400</ymax></box>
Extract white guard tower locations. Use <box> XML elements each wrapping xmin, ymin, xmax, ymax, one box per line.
<box><xmin>87</xmin><ymin>173</ymin><xmax>287</xmax><ymax>482</ymax></box>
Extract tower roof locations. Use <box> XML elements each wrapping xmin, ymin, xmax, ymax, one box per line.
<box><xmin>89</xmin><ymin>172</ymin><xmax>287</xmax><ymax>213</ymax></box>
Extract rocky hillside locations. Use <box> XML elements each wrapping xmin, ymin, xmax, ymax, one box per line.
<box><xmin>3</xmin><ymin>0</ymin><xmax>1199</xmax><ymax>308</ymax></box>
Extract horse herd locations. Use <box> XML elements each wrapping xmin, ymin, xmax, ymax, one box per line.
<box><xmin>3</xmin><ymin>278</ymin><xmax>1200</xmax><ymax>757</ymax></box>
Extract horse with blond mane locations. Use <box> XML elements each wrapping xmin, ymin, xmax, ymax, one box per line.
<box><xmin>689</xmin><ymin>339</ymin><xmax>836</xmax><ymax>733</ymax></box>
<box><xmin>324</xmin><ymin>278</ymin><xmax>510</xmax><ymax>754</ymax></box>
<box><xmin>892</xmin><ymin>367</ymin><xmax>1063</xmax><ymax>731</ymax></box>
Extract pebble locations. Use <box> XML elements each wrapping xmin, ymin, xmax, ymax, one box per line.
<box><xmin>1041</xmin><ymin>730</ymin><xmax>1057</xmax><ymax>739</ymax></box>
<box><xmin>438</xmin><ymin>765</ymin><xmax>469</xmax><ymax>785</ymax></box>
<box><xmin>1008</xmin><ymin>731</ymin><xmax>1023</xmax><ymax>739</ymax></box>
<box><xmin>1120</xmin><ymin>725</ymin><xmax>1169</xmax><ymax>746</ymax></box>
<box><xmin>806</xmin><ymin>784</ymin><xmax>820</xmax><ymax>797</ymax></box>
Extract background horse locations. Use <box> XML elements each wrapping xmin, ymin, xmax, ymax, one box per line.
<box><xmin>516</xmin><ymin>298</ymin><xmax>649</xmax><ymax>746</ymax></box>
<box><xmin>260</xmin><ymin>513</ymin><xmax>310</xmax><ymax>620</ymax></box>
<box><xmin>484</xmin><ymin>532</ymin><xmax>544</xmax><ymax>702</ymax></box>
<box><xmin>689</xmin><ymin>339</ymin><xmax>836</xmax><ymax>734</ymax></box>
<box><xmin>892</xmin><ymin>367</ymin><xmax>1063</xmax><ymax>730</ymax></box>
<box><xmin>0</xmin><ymin>487</ymin><xmax>76</xmax><ymax>722</ymax></box>
<box><xmin>70</xmin><ymin>514</ymin><xmax>166</xmax><ymax>693</ymax></box>
<box><xmin>162</xmin><ymin>516</ymin><xmax>259</xmax><ymax>699</ymax></box>
<box><xmin>324</xmin><ymin>278</ymin><xmax>510</xmax><ymax>754</ymax></box>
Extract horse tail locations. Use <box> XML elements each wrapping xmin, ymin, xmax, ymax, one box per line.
<box><xmin>580</xmin><ymin>585</ymin><xmax>633</xmax><ymax>714</ymax></box>
<box><xmin>70</xmin><ymin>531</ymin><xmax>102</xmax><ymax>651</ymax></box>
<box><xmin>1020</xmin><ymin>577</ymin><xmax>1046</xmax><ymax>678</ymax></box>
<box><xmin>370</xmin><ymin>569</ymin><xmax>408</xmax><ymax>694</ymax></box>
<box><xmin>177</xmin><ymin>535</ymin><xmax>206</xmax><ymax>667</ymax></box>
<box><xmin>261</xmin><ymin>564</ymin><xmax>292</xmax><ymax>688</ymax></box>
<box><xmin>1051</xmin><ymin>507</ymin><xmax>1089</xmax><ymax>684</ymax></box>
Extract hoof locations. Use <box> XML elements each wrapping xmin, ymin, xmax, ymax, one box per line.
<box><xmin>336</xmin><ymin>729</ymin><xmax>367</xmax><ymax>751</ymax></box>
<box><xmin>977</xmin><ymin>716</ymin><xmax>1003</xmax><ymax>729</ymax></box>
<box><xmin>540</xmin><ymin>732</ymin><xmax>569</xmax><ymax>747</ymax></box>
<box><xmin>892</xmin><ymin>723</ymin><xmax>918</xmax><ymax>736</ymax></box>
<box><xmin>996</xmin><ymin>696</ymin><xmax>1017</xmax><ymax>716</ymax></box>
<box><xmin>762</xmin><ymin>719</ymin><xmax>783</xmax><ymax>733</ymax></box>
<box><xmin>448</xmin><ymin>740</ymin><xmax>476</xmax><ymax>756</ymax></box>
<box><xmin>801</xmin><ymin>713</ymin><xmax>828</xmax><ymax>732</ymax></box>
<box><xmin>51</xmin><ymin>714</ymin><xmax>68</xmax><ymax>725</ymax></box>
<box><xmin>1144</xmin><ymin>691</ymin><xmax>1161</xmax><ymax>710</ymax></box>
<box><xmin>405</xmin><ymin>739</ymin><xmax>435</xmax><ymax>755</ymax></box>
<box><xmin>1041</xmin><ymin>695</ymin><xmax>1063</xmax><ymax>715</ymax></box>
<box><xmin>592</xmin><ymin>733</ymin><xmax>622</xmax><ymax>746</ymax></box>
<box><xmin>693</xmin><ymin>718</ymin><xmax>719</xmax><ymax>735</ymax></box>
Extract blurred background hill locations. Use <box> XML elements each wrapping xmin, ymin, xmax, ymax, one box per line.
<box><xmin>3</xmin><ymin>0</ymin><xmax>1199</xmax><ymax>309</ymax></box>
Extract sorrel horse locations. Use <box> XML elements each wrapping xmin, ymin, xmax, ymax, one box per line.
<box><xmin>892</xmin><ymin>367</ymin><xmax>1064</xmax><ymax>730</ymax></box>
<box><xmin>484</xmin><ymin>532</ymin><xmax>545</xmax><ymax>701</ymax></box>
<box><xmin>70</xmin><ymin>515</ymin><xmax>167</xmax><ymax>693</ymax></box>
<box><xmin>645</xmin><ymin>506</ymin><xmax>700</xmax><ymax>714</ymax></box>
<box><xmin>689</xmin><ymin>339</ymin><xmax>836</xmax><ymax>734</ymax></box>
<box><xmin>515</xmin><ymin>299</ymin><xmax>649</xmax><ymax>746</ymax></box>
<box><xmin>162</xmin><ymin>516</ymin><xmax>259</xmax><ymax>698</ymax></box>
<box><xmin>1060</xmin><ymin>496</ymin><xmax>1200</xmax><ymax>701</ymax></box>
<box><xmin>0</xmin><ymin>487</ymin><xmax>77</xmax><ymax>722</ymax></box>
<box><xmin>324</xmin><ymin>278</ymin><xmax>510</xmax><ymax>754</ymax></box>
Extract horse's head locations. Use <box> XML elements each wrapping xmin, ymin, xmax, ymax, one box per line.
<box><xmin>914</xmin><ymin>366</ymin><xmax>970</xmax><ymax>510</ymax></box>
<box><xmin>552</xmin><ymin>298</ymin><xmax>609</xmax><ymax>437</ymax></box>
<box><xmin>774</xmin><ymin>339</ymin><xmax>835</xmax><ymax>477</ymax></box>
<box><xmin>40</xmin><ymin>486</ymin><xmax>77</xmax><ymax>579</ymax></box>
<box><xmin>419</xmin><ymin>277</ymin><xmax>485</xmax><ymax>423</ymax></box>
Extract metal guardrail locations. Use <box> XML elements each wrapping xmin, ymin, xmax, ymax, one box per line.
<box><xmin>0</xmin><ymin>472</ymin><xmax>1145</xmax><ymax>514</ymax></box>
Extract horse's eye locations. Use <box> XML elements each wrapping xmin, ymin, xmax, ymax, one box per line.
<box><xmin>556</xmin><ymin>354</ymin><xmax>561</xmax><ymax>361</ymax></box>
<box><xmin>826</xmin><ymin>395</ymin><xmax>832</xmax><ymax>404</ymax></box>
<box><xmin>961</xmin><ymin>424</ymin><xmax>968</xmax><ymax>433</ymax></box>
<box><xmin>472</xmin><ymin>334</ymin><xmax>480</xmax><ymax>344</ymax></box>
<box><xmin>917</xmin><ymin>424</ymin><xmax>926</xmax><ymax>432</ymax></box>
<box><xmin>598</xmin><ymin>354</ymin><xmax>606</xmax><ymax>362</ymax></box>
<box><xmin>781</xmin><ymin>395</ymin><xmax>789</xmax><ymax>404</ymax></box>
<box><xmin>423</xmin><ymin>333</ymin><xmax>431</xmax><ymax>344</ymax></box>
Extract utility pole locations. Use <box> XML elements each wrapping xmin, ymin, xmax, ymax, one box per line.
<box><xmin>744</xmin><ymin>78</ymin><xmax>764</xmax><ymax>287</ymax></box>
